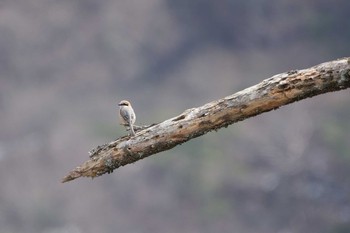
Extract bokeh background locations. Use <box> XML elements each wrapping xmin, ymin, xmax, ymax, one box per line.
<box><xmin>1</xmin><ymin>0</ymin><xmax>350</xmax><ymax>233</ymax></box>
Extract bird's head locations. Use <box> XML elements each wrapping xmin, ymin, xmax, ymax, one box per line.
<box><xmin>118</xmin><ymin>100</ymin><xmax>131</xmax><ymax>107</ymax></box>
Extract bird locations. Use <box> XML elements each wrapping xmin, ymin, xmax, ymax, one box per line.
<box><xmin>118</xmin><ymin>100</ymin><xmax>136</xmax><ymax>136</ymax></box>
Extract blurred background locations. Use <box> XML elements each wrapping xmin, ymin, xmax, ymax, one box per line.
<box><xmin>0</xmin><ymin>0</ymin><xmax>350</xmax><ymax>232</ymax></box>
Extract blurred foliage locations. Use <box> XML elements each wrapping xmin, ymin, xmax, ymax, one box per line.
<box><xmin>0</xmin><ymin>0</ymin><xmax>350</xmax><ymax>233</ymax></box>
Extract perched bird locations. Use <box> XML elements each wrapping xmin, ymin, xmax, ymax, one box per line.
<box><xmin>118</xmin><ymin>100</ymin><xmax>136</xmax><ymax>136</ymax></box>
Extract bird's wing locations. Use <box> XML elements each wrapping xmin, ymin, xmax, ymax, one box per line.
<box><xmin>120</xmin><ymin>108</ymin><xmax>132</xmax><ymax>124</ymax></box>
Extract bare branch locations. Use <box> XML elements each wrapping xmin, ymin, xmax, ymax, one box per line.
<box><xmin>62</xmin><ymin>57</ymin><xmax>350</xmax><ymax>183</ymax></box>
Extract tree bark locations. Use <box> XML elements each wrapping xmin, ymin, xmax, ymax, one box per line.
<box><xmin>62</xmin><ymin>57</ymin><xmax>350</xmax><ymax>183</ymax></box>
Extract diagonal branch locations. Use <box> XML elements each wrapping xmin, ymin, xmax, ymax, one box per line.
<box><xmin>62</xmin><ymin>57</ymin><xmax>350</xmax><ymax>183</ymax></box>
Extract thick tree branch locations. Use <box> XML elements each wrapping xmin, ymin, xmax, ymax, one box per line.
<box><xmin>62</xmin><ymin>57</ymin><xmax>350</xmax><ymax>183</ymax></box>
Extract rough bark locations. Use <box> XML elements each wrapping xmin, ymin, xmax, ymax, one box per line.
<box><xmin>62</xmin><ymin>57</ymin><xmax>350</xmax><ymax>183</ymax></box>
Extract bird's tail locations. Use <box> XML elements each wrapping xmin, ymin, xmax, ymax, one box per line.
<box><xmin>130</xmin><ymin>124</ymin><xmax>136</xmax><ymax>136</ymax></box>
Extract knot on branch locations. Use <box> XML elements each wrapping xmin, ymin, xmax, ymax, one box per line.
<box><xmin>340</xmin><ymin>69</ymin><xmax>350</xmax><ymax>87</ymax></box>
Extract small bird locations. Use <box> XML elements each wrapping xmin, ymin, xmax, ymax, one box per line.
<box><xmin>118</xmin><ymin>100</ymin><xmax>136</xmax><ymax>136</ymax></box>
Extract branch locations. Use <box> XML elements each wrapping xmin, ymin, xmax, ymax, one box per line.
<box><xmin>62</xmin><ymin>57</ymin><xmax>350</xmax><ymax>183</ymax></box>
